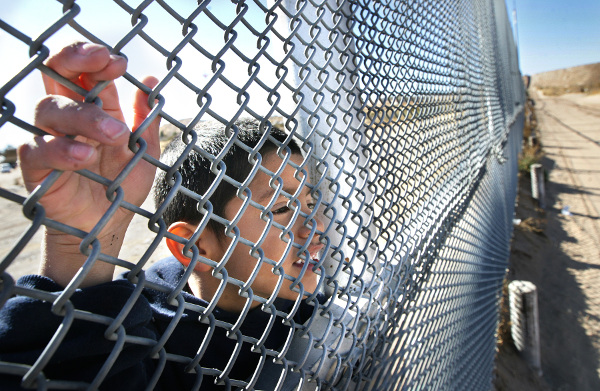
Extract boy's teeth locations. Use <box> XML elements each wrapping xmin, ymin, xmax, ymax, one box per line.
<box><xmin>294</xmin><ymin>253</ymin><xmax>320</xmax><ymax>265</ymax></box>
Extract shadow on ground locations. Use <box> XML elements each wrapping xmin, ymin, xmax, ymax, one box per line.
<box><xmin>494</xmin><ymin>155</ymin><xmax>600</xmax><ymax>391</ymax></box>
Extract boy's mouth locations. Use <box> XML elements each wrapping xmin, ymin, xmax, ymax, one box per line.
<box><xmin>293</xmin><ymin>259</ymin><xmax>305</xmax><ymax>266</ymax></box>
<box><xmin>292</xmin><ymin>249</ymin><xmax>322</xmax><ymax>270</ymax></box>
<box><xmin>292</xmin><ymin>258</ymin><xmax>315</xmax><ymax>271</ymax></box>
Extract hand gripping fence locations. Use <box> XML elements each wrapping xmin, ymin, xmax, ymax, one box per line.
<box><xmin>0</xmin><ymin>0</ymin><xmax>524</xmax><ymax>390</ymax></box>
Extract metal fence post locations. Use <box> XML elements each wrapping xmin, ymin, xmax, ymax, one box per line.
<box><xmin>509</xmin><ymin>280</ymin><xmax>543</xmax><ymax>375</ymax></box>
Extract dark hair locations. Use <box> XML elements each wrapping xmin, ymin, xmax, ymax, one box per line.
<box><xmin>153</xmin><ymin>118</ymin><xmax>303</xmax><ymax>236</ymax></box>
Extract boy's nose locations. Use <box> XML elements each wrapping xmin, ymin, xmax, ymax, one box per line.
<box><xmin>298</xmin><ymin>213</ymin><xmax>324</xmax><ymax>239</ymax></box>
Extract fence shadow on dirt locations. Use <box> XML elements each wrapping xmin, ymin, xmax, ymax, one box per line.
<box><xmin>502</xmin><ymin>155</ymin><xmax>600</xmax><ymax>390</ymax></box>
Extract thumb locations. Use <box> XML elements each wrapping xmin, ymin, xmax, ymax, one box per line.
<box><xmin>132</xmin><ymin>76</ymin><xmax>161</xmax><ymax>160</ymax></box>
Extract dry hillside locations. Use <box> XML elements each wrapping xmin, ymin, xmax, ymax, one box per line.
<box><xmin>529</xmin><ymin>62</ymin><xmax>600</xmax><ymax>95</ymax></box>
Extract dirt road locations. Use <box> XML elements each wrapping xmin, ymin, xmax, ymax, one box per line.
<box><xmin>535</xmin><ymin>91</ymin><xmax>600</xmax><ymax>389</ymax></box>
<box><xmin>499</xmin><ymin>90</ymin><xmax>600</xmax><ymax>390</ymax></box>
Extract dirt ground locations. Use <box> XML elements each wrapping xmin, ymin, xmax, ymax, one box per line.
<box><xmin>494</xmin><ymin>90</ymin><xmax>600</xmax><ymax>390</ymax></box>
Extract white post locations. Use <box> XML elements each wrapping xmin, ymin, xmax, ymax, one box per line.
<box><xmin>268</xmin><ymin>0</ymin><xmax>377</xmax><ymax>292</ymax></box>
<box><xmin>257</xmin><ymin>2</ymin><xmax>379</xmax><ymax>387</ymax></box>
<box><xmin>530</xmin><ymin>163</ymin><xmax>545</xmax><ymax>208</ymax></box>
<box><xmin>508</xmin><ymin>280</ymin><xmax>542</xmax><ymax>375</ymax></box>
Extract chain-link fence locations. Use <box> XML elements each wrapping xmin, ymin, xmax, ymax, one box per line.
<box><xmin>0</xmin><ymin>0</ymin><xmax>523</xmax><ymax>390</ymax></box>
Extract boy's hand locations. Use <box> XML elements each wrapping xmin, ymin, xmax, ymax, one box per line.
<box><xmin>18</xmin><ymin>42</ymin><xmax>161</xmax><ymax>287</ymax></box>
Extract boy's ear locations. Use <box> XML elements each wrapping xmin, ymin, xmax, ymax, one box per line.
<box><xmin>166</xmin><ymin>222</ymin><xmax>217</xmax><ymax>273</ymax></box>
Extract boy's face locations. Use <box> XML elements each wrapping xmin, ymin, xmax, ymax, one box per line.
<box><xmin>214</xmin><ymin>151</ymin><xmax>324</xmax><ymax>310</ymax></box>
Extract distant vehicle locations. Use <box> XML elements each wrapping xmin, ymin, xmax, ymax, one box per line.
<box><xmin>1</xmin><ymin>163</ymin><xmax>11</xmax><ymax>173</ymax></box>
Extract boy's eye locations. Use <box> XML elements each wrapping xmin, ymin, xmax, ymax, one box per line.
<box><xmin>272</xmin><ymin>206</ymin><xmax>290</xmax><ymax>215</ymax></box>
<box><xmin>271</xmin><ymin>200</ymin><xmax>316</xmax><ymax>215</ymax></box>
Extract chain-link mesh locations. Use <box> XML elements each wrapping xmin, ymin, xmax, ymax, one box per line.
<box><xmin>0</xmin><ymin>0</ymin><xmax>523</xmax><ymax>390</ymax></box>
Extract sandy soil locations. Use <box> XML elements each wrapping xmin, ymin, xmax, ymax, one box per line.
<box><xmin>0</xmin><ymin>170</ymin><xmax>43</xmax><ymax>278</ymax></box>
<box><xmin>495</xmin><ymin>90</ymin><xmax>600</xmax><ymax>390</ymax></box>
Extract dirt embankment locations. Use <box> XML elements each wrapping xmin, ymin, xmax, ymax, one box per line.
<box><xmin>529</xmin><ymin>62</ymin><xmax>600</xmax><ymax>96</ymax></box>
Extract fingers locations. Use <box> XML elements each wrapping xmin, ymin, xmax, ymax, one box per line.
<box><xmin>44</xmin><ymin>42</ymin><xmax>127</xmax><ymax>88</ymax></box>
<box><xmin>27</xmin><ymin>93</ymin><xmax>131</xmax><ymax>183</ymax></box>
<box><xmin>133</xmin><ymin>76</ymin><xmax>160</xmax><ymax>122</ymax></box>
<box><xmin>132</xmin><ymin>76</ymin><xmax>161</xmax><ymax>160</ymax></box>
<box><xmin>26</xmin><ymin>42</ymin><xmax>161</xmax><ymax>182</ymax></box>
<box><xmin>43</xmin><ymin>42</ymin><xmax>127</xmax><ymax>117</ymax></box>
<box><xmin>35</xmin><ymin>95</ymin><xmax>130</xmax><ymax>145</ymax></box>
<box><xmin>19</xmin><ymin>135</ymin><xmax>98</xmax><ymax>176</ymax></box>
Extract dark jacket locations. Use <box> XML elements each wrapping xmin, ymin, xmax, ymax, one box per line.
<box><xmin>0</xmin><ymin>257</ymin><xmax>322</xmax><ymax>390</ymax></box>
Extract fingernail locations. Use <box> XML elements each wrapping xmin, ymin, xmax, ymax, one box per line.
<box><xmin>109</xmin><ymin>54</ymin><xmax>126</xmax><ymax>63</ymax></box>
<box><xmin>78</xmin><ymin>43</ymin><xmax>104</xmax><ymax>56</ymax></box>
<box><xmin>70</xmin><ymin>144</ymin><xmax>94</xmax><ymax>161</ymax></box>
<box><xmin>99</xmin><ymin>117</ymin><xmax>128</xmax><ymax>140</ymax></box>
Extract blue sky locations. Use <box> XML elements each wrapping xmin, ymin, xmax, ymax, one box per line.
<box><xmin>512</xmin><ymin>0</ymin><xmax>600</xmax><ymax>75</ymax></box>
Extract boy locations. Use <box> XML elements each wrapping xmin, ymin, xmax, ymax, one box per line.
<box><xmin>0</xmin><ymin>42</ymin><xmax>326</xmax><ymax>390</ymax></box>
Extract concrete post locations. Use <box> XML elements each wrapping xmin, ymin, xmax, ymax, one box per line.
<box><xmin>509</xmin><ymin>280</ymin><xmax>542</xmax><ymax>375</ymax></box>
<box><xmin>530</xmin><ymin>163</ymin><xmax>545</xmax><ymax>208</ymax></box>
<box><xmin>269</xmin><ymin>0</ymin><xmax>377</xmax><ymax>293</ymax></box>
